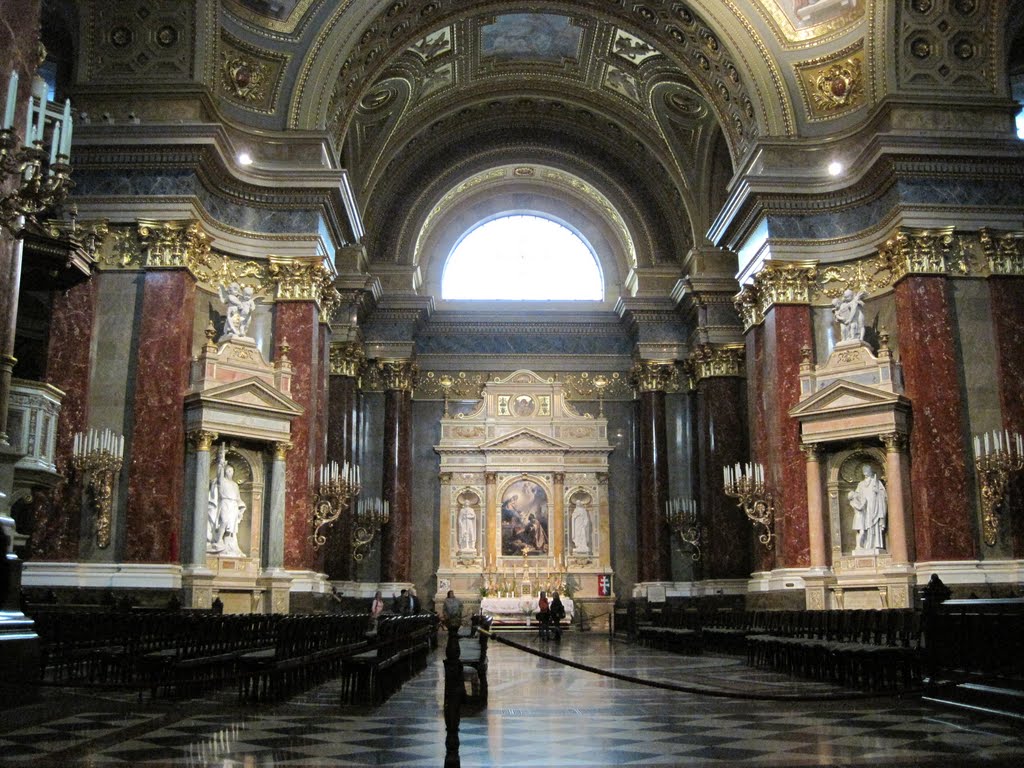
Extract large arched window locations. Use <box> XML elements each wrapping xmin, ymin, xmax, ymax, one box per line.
<box><xmin>441</xmin><ymin>214</ymin><xmax>603</xmax><ymax>300</ymax></box>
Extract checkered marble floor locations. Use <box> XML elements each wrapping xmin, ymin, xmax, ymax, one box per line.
<box><xmin>1</xmin><ymin>634</ymin><xmax>1021</xmax><ymax>767</ymax></box>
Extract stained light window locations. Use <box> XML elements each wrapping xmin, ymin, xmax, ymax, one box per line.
<box><xmin>442</xmin><ymin>214</ymin><xmax>603</xmax><ymax>301</ymax></box>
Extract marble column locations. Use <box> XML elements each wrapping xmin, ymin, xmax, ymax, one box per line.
<box><xmin>485</xmin><ymin>471</ymin><xmax>497</xmax><ymax>565</ymax></box>
<box><xmin>761</xmin><ymin>304</ymin><xmax>813</xmax><ymax>569</ymax></box>
<box><xmin>693</xmin><ymin>349</ymin><xmax>749</xmax><ymax>579</ymax></box>
<box><xmin>124</xmin><ymin>269</ymin><xmax>196</xmax><ymax>563</ymax></box>
<box><xmin>266</xmin><ymin>442</ymin><xmax>289</xmax><ymax>569</ymax></box>
<box><xmin>988</xmin><ymin>276</ymin><xmax>1024</xmax><ymax>557</ymax></box>
<box><xmin>274</xmin><ymin>301</ymin><xmax>320</xmax><ymax>571</ymax></box>
<box><xmin>634</xmin><ymin>362</ymin><xmax>672</xmax><ymax>583</ymax></box>
<box><xmin>894</xmin><ymin>274</ymin><xmax>975</xmax><ymax>561</ymax></box>
<box><xmin>881</xmin><ymin>432</ymin><xmax>913</xmax><ymax>565</ymax></box>
<box><xmin>183</xmin><ymin>430</ymin><xmax>217</xmax><ymax>566</ymax></box>
<box><xmin>325</xmin><ymin>342</ymin><xmax>363</xmax><ymax>580</ymax></box>
<box><xmin>379</xmin><ymin>360</ymin><xmax>415</xmax><ymax>583</ymax></box>
<box><xmin>802</xmin><ymin>444</ymin><xmax>827</xmax><ymax>568</ymax></box>
<box><xmin>552</xmin><ymin>472</ymin><xmax>565</xmax><ymax>562</ymax></box>
<box><xmin>745</xmin><ymin>321</ymin><xmax>774</xmax><ymax>573</ymax></box>
<box><xmin>33</xmin><ymin>279</ymin><xmax>97</xmax><ymax>559</ymax></box>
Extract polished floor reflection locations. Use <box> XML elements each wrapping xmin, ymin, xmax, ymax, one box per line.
<box><xmin>1</xmin><ymin>633</ymin><xmax>1022</xmax><ymax>766</ymax></box>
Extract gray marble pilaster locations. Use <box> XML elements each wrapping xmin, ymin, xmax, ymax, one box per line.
<box><xmin>265</xmin><ymin>443</ymin><xmax>288</xmax><ymax>568</ymax></box>
<box><xmin>184</xmin><ymin>434</ymin><xmax>215</xmax><ymax>565</ymax></box>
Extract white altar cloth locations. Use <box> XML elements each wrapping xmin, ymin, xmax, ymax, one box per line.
<box><xmin>480</xmin><ymin>596</ymin><xmax>574</xmax><ymax>623</ymax></box>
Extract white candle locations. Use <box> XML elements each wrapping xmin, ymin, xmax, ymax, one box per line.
<box><xmin>974</xmin><ymin>436</ymin><xmax>980</xmax><ymax>460</ymax></box>
<box><xmin>984</xmin><ymin>432</ymin><xmax>989</xmax><ymax>455</ymax></box>
<box><xmin>24</xmin><ymin>95</ymin><xmax>34</xmax><ymax>146</ymax></box>
<box><xmin>59</xmin><ymin>99</ymin><xmax>71</xmax><ymax>155</ymax></box>
<box><xmin>3</xmin><ymin>70</ymin><xmax>17</xmax><ymax>130</ymax></box>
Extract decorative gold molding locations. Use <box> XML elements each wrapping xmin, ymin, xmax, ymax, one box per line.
<box><xmin>691</xmin><ymin>344</ymin><xmax>745</xmax><ymax>381</ymax></box>
<box><xmin>271</xmin><ymin>441</ymin><xmax>293</xmax><ymax>461</ymax></box>
<box><xmin>329</xmin><ymin>341</ymin><xmax>366</xmax><ymax>378</ymax></box>
<box><xmin>378</xmin><ymin>360</ymin><xmax>418</xmax><ymax>393</ymax></box>
<box><xmin>139</xmin><ymin>220</ymin><xmax>211</xmax><ymax>269</ymax></box>
<box><xmin>756</xmin><ymin>260</ymin><xmax>817</xmax><ymax>307</ymax></box>
<box><xmin>734</xmin><ymin>285</ymin><xmax>763</xmax><ymax>332</ymax></box>
<box><xmin>979</xmin><ymin>228</ymin><xmax>1024</xmax><ymax>275</ymax></box>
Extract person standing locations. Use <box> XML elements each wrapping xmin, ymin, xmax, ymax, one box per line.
<box><xmin>537</xmin><ymin>591</ymin><xmax>550</xmax><ymax>640</ymax></box>
<box><xmin>442</xmin><ymin>590</ymin><xmax>463</xmax><ymax>629</ymax></box>
<box><xmin>549</xmin><ymin>592</ymin><xmax>566</xmax><ymax>641</ymax></box>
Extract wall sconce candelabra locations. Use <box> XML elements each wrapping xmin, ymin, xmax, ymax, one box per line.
<box><xmin>723</xmin><ymin>462</ymin><xmax>775</xmax><ymax>549</ymax></box>
<box><xmin>664</xmin><ymin>497</ymin><xmax>701</xmax><ymax>560</ymax></box>
<box><xmin>311</xmin><ymin>461</ymin><xmax>360</xmax><ymax>548</ymax></box>
<box><xmin>973</xmin><ymin>429</ymin><xmax>1023</xmax><ymax>546</ymax></box>
<box><xmin>1</xmin><ymin>64</ymin><xmax>75</xmax><ymax>233</ymax></box>
<box><xmin>351</xmin><ymin>496</ymin><xmax>389</xmax><ymax>561</ymax></box>
<box><xmin>594</xmin><ymin>374</ymin><xmax>609</xmax><ymax>417</ymax></box>
<box><xmin>71</xmin><ymin>428</ymin><xmax>124</xmax><ymax>549</ymax></box>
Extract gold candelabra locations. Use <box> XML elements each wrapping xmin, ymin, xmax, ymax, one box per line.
<box><xmin>351</xmin><ymin>496</ymin><xmax>389</xmax><ymax>561</ymax></box>
<box><xmin>723</xmin><ymin>462</ymin><xmax>775</xmax><ymax>549</ymax></box>
<box><xmin>311</xmin><ymin>461</ymin><xmax>360</xmax><ymax>548</ymax></box>
<box><xmin>665</xmin><ymin>497</ymin><xmax>701</xmax><ymax>561</ymax></box>
<box><xmin>71</xmin><ymin>428</ymin><xmax>124</xmax><ymax>549</ymax></box>
<box><xmin>481</xmin><ymin>552</ymin><xmax>572</xmax><ymax>597</ymax></box>
<box><xmin>974</xmin><ymin>429</ymin><xmax>1023</xmax><ymax>546</ymax></box>
<box><xmin>594</xmin><ymin>374</ymin><xmax>609</xmax><ymax>417</ymax></box>
<box><xmin>1</xmin><ymin>62</ymin><xmax>75</xmax><ymax>233</ymax></box>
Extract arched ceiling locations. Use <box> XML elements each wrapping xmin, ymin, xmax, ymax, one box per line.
<box><xmin>214</xmin><ymin>2</ymin><xmax>873</xmax><ymax>279</ymax></box>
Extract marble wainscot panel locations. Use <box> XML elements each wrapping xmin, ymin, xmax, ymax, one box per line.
<box><xmin>895</xmin><ymin>276</ymin><xmax>975</xmax><ymax>562</ymax></box>
<box><xmin>763</xmin><ymin>306</ymin><xmax>813</xmax><ymax>569</ymax></box>
<box><xmin>275</xmin><ymin>302</ymin><xmax>318</xmax><ymax>571</ymax></box>
<box><xmin>124</xmin><ymin>271</ymin><xmax>196</xmax><ymax>563</ymax></box>
<box><xmin>697</xmin><ymin>377</ymin><xmax>750</xmax><ymax>579</ymax></box>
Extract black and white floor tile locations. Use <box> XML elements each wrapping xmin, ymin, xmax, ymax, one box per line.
<box><xmin>1</xmin><ymin>634</ymin><xmax>1021</xmax><ymax>767</ymax></box>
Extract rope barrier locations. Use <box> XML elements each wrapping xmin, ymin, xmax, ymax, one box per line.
<box><xmin>480</xmin><ymin>629</ymin><xmax>923</xmax><ymax>702</ymax></box>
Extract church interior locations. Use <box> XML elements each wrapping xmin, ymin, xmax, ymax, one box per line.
<box><xmin>1</xmin><ymin>0</ymin><xmax>1023</xmax><ymax>765</ymax></box>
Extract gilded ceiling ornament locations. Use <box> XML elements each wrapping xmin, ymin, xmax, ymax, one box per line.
<box><xmin>223</xmin><ymin>54</ymin><xmax>269</xmax><ymax>102</ymax></box>
<box><xmin>810</xmin><ymin>56</ymin><xmax>862</xmax><ymax>111</ymax></box>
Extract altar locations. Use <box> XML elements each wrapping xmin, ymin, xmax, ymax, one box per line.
<box><xmin>433</xmin><ymin>370</ymin><xmax>616</xmax><ymax>625</ymax></box>
<box><xmin>480</xmin><ymin>596</ymin><xmax>575</xmax><ymax>624</ymax></box>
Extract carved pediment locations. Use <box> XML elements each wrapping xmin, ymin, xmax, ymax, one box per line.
<box><xmin>480</xmin><ymin>428</ymin><xmax>573</xmax><ymax>452</ymax></box>
<box><xmin>790</xmin><ymin>380</ymin><xmax>908</xmax><ymax>420</ymax></box>
<box><xmin>186</xmin><ymin>377</ymin><xmax>303</xmax><ymax>417</ymax></box>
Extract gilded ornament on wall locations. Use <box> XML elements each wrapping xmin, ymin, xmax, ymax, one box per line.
<box><xmin>795</xmin><ymin>43</ymin><xmax>866</xmax><ymax>119</ymax></box>
<box><xmin>223</xmin><ymin>54</ymin><xmax>269</xmax><ymax>103</ymax></box>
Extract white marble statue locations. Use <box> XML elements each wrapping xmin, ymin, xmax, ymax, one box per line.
<box><xmin>848</xmin><ymin>463</ymin><xmax>887</xmax><ymax>552</ymax></box>
<box><xmin>571</xmin><ymin>502</ymin><xmax>592</xmax><ymax>554</ymax></box>
<box><xmin>207</xmin><ymin>443</ymin><xmax>246</xmax><ymax>556</ymax></box>
<box><xmin>218</xmin><ymin>282</ymin><xmax>258</xmax><ymax>341</ymax></box>
<box><xmin>831</xmin><ymin>288</ymin><xmax>867</xmax><ymax>343</ymax></box>
<box><xmin>457</xmin><ymin>503</ymin><xmax>477</xmax><ymax>552</ymax></box>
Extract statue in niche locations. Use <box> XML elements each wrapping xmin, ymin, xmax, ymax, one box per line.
<box><xmin>207</xmin><ymin>443</ymin><xmax>246</xmax><ymax>557</ymax></box>
<box><xmin>457</xmin><ymin>503</ymin><xmax>477</xmax><ymax>553</ymax></box>
<box><xmin>571</xmin><ymin>501</ymin><xmax>592</xmax><ymax>554</ymax></box>
<box><xmin>217</xmin><ymin>282</ymin><xmax>258</xmax><ymax>342</ymax></box>
<box><xmin>848</xmin><ymin>463</ymin><xmax>887</xmax><ymax>553</ymax></box>
<box><xmin>831</xmin><ymin>288</ymin><xmax>867</xmax><ymax>343</ymax></box>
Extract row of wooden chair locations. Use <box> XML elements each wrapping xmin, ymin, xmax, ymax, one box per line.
<box><xmin>338</xmin><ymin>615</ymin><xmax>438</xmax><ymax>705</ymax></box>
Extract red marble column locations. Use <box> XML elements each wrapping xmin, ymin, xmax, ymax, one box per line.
<box><xmin>988</xmin><ymin>276</ymin><xmax>1024</xmax><ymax>557</ymax></box>
<box><xmin>380</xmin><ymin>377</ymin><xmax>413</xmax><ymax>582</ymax></box>
<box><xmin>696</xmin><ymin>375</ymin><xmax>750</xmax><ymax>579</ymax></box>
<box><xmin>123</xmin><ymin>270</ymin><xmax>196</xmax><ymax>563</ymax></box>
<box><xmin>275</xmin><ymin>301</ymin><xmax>320</xmax><ymax>572</ymax></box>
<box><xmin>761</xmin><ymin>305</ymin><xmax>812</xmax><ymax>569</ymax></box>
<box><xmin>31</xmin><ymin>279</ymin><xmax>97</xmax><ymax>559</ymax></box>
<box><xmin>745</xmin><ymin>324</ymin><xmax>774</xmax><ymax>572</ymax></box>
<box><xmin>895</xmin><ymin>275</ymin><xmax>976</xmax><ymax>562</ymax></box>
<box><xmin>637</xmin><ymin>389</ymin><xmax>671</xmax><ymax>582</ymax></box>
<box><xmin>325</xmin><ymin>371</ymin><xmax>360</xmax><ymax>580</ymax></box>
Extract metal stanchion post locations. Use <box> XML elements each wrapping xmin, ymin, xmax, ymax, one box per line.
<box><xmin>443</xmin><ymin>624</ymin><xmax>463</xmax><ymax>768</ymax></box>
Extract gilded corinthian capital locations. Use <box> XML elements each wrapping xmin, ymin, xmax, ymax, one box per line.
<box><xmin>630</xmin><ymin>360</ymin><xmax>676</xmax><ymax>393</ymax></box>
<box><xmin>330</xmin><ymin>341</ymin><xmax>366</xmax><ymax>378</ymax></box>
<box><xmin>754</xmin><ymin>260</ymin><xmax>817</xmax><ymax>309</ymax></box>
<box><xmin>690</xmin><ymin>344</ymin><xmax>745</xmax><ymax>381</ymax></box>
<box><xmin>378</xmin><ymin>359</ymin><xmax>418</xmax><ymax>392</ymax></box>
